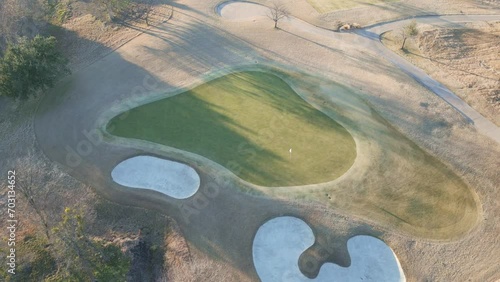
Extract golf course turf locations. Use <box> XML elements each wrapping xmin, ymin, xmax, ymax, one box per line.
<box><xmin>107</xmin><ymin>71</ymin><xmax>357</xmax><ymax>187</ymax></box>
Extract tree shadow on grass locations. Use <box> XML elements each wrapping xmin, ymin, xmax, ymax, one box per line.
<box><xmin>32</xmin><ymin>7</ymin><xmax>490</xmax><ymax>281</ymax></box>
<box><xmin>107</xmin><ymin>70</ymin><xmax>356</xmax><ymax>187</ymax></box>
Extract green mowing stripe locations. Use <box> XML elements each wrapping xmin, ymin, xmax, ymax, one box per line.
<box><xmin>107</xmin><ymin>71</ymin><xmax>356</xmax><ymax>187</ymax></box>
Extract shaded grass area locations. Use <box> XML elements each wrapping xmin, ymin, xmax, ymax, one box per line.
<box><xmin>307</xmin><ymin>0</ymin><xmax>399</xmax><ymax>13</ymax></box>
<box><xmin>107</xmin><ymin>71</ymin><xmax>356</xmax><ymax>187</ymax></box>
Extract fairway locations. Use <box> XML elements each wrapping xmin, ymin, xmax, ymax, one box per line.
<box><xmin>307</xmin><ymin>0</ymin><xmax>398</xmax><ymax>13</ymax></box>
<box><xmin>107</xmin><ymin>71</ymin><xmax>357</xmax><ymax>187</ymax></box>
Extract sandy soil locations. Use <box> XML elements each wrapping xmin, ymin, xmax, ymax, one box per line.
<box><xmin>382</xmin><ymin>21</ymin><xmax>500</xmax><ymax>126</ymax></box>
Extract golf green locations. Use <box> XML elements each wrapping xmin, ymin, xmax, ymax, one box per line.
<box><xmin>107</xmin><ymin>71</ymin><xmax>356</xmax><ymax>186</ymax></box>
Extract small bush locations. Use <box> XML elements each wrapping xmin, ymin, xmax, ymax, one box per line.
<box><xmin>0</xmin><ymin>35</ymin><xmax>70</xmax><ymax>99</ymax></box>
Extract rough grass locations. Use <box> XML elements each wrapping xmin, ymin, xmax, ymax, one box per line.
<box><xmin>306</xmin><ymin>0</ymin><xmax>399</xmax><ymax>13</ymax></box>
<box><xmin>107</xmin><ymin>71</ymin><xmax>357</xmax><ymax>187</ymax></box>
<box><xmin>381</xmin><ymin>23</ymin><xmax>500</xmax><ymax>126</ymax></box>
<box><xmin>258</xmin><ymin>71</ymin><xmax>479</xmax><ymax>239</ymax></box>
<box><xmin>105</xmin><ymin>68</ymin><xmax>479</xmax><ymax>238</ymax></box>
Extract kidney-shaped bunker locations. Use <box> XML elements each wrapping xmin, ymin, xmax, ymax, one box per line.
<box><xmin>111</xmin><ymin>156</ymin><xmax>200</xmax><ymax>199</ymax></box>
<box><xmin>253</xmin><ymin>216</ymin><xmax>406</xmax><ymax>281</ymax></box>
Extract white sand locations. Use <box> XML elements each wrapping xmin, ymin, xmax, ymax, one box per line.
<box><xmin>111</xmin><ymin>156</ymin><xmax>200</xmax><ymax>199</ymax></box>
<box><xmin>253</xmin><ymin>216</ymin><xmax>405</xmax><ymax>281</ymax></box>
<box><xmin>217</xmin><ymin>1</ymin><xmax>269</xmax><ymax>21</ymax></box>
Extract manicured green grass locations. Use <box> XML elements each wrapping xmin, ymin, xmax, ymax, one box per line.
<box><xmin>107</xmin><ymin>71</ymin><xmax>356</xmax><ymax>187</ymax></box>
<box><xmin>307</xmin><ymin>0</ymin><xmax>398</xmax><ymax>13</ymax></box>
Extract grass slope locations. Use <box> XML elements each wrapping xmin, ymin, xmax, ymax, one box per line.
<box><xmin>107</xmin><ymin>71</ymin><xmax>357</xmax><ymax>187</ymax></box>
<box><xmin>262</xmin><ymin>72</ymin><xmax>478</xmax><ymax>238</ymax></box>
<box><xmin>307</xmin><ymin>0</ymin><xmax>398</xmax><ymax>13</ymax></box>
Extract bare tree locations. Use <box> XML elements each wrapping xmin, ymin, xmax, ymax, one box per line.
<box><xmin>143</xmin><ymin>0</ymin><xmax>154</xmax><ymax>26</ymax></box>
<box><xmin>15</xmin><ymin>151</ymin><xmax>53</xmax><ymax>240</ymax></box>
<box><xmin>267</xmin><ymin>1</ymin><xmax>288</xmax><ymax>29</ymax></box>
<box><xmin>401</xmin><ymin>20</ymin><xmax>419</xmax><ymax>50</ymax></box>
<box><xmin>95</xmin><ymin>0</ymin><xmax>131</xmax><ymax>22</ymax></box>
<box><xmin>0</xmin><ymin>0</ymin><xmax>45</xmax><ymax>51</ymax></box>
<box><xmin>14</xmin><ymin>149</ymin><xmax>77</xmax><ymax>241</ymax></box>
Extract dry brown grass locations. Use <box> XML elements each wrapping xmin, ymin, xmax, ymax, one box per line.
<box><xmin>0</xmin><ymin>97</ymin><xmax>187</xmax><ymax>280</ymax></box>
<box><xmin>252</xmin><ymin>71</ymin><xmax>480</xmax><ymax>240</ymax></box>
<box><xmin>381</xmin><ymin>21</ymin><xmax>500</xmax><ymax>126</ymax></box>
<box><xmin>266</xmin><ymin>0</ymin><xmax>500</xmax><ymax>30</ymax></box>
<box><xmin>2</xmin><ymin>1</ymin><xmax>499</xmax><ymax>280</ymax></box>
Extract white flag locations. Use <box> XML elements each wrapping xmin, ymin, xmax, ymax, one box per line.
<box><xmin>289</xmin><ymin>148</ymin><xmax>292</xmax><ymax>153</ymax></box>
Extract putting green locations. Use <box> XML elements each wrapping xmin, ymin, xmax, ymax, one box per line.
<box><xmin>107</xmin><ymin>71</ymin><xmax>356</xmax><ymax>187</ymax></box>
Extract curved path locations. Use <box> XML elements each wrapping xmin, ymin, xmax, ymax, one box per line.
<box><xmin>359</xmin><ymin>15</ymin><xmax>500</xmax><ymax>143</ymax></box>
<box><xmin>219</xmin><ymin>2</ymin><xmax>500</xmax><ymax>143</ymax></box>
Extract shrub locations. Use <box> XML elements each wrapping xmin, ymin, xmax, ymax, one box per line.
<box><xmin>0</xmin><ymin>35</ymin><xmax>70</xmax><ymax>99</ymax></box>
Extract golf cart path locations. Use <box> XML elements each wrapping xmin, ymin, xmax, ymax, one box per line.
<box><xmin>219</xmin><ymin>2</ymin><xmax>500</xmax><ymax>143</ymax></box>
<box><xmin>360</xmin><ymin>15</ymin><xmax>500</xmax><ymax>143</ymax></box>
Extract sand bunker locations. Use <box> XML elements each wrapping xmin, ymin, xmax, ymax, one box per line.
<box><xmin>253</xmin><ymin>216</ymin><xmax>405</xmax><ymax>281</ymax></box>
<box><xmin>111</xmin><ymin>156</ymin><xmax>200</xmax><ymax>199</ymax></box>
<box><xmin>217</xmin><ymin>1</ymin><xmax>269</xmax><ymax>20</ymax></box>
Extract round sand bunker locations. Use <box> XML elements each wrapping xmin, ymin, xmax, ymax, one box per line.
<box><xmin>111</xmin><ymin>156</ymin><xmax>200</xmax><ymax>199</ymax></box>
<box><xmin>217</xmin><ymin>1</ymin><xmax>269</xmax><ymax>20</ymax></box>
<box><xmin>253</xmin><ymin>216</ymin><xmax>406</xmax><ymax>281</ymax></box>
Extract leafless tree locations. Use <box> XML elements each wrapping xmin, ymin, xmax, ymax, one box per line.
<box><xmin>0</xmin><ymin>0</ymin><xmax>45</xmax><ymax>50</ymax></box>
<box><xmin>401</xmin><ymin>20</ymin><xmax>419</xmax><ymax>50</ymax></box>
<box><xmin>15</xmin><ymin>151</ymin><xmax>53</xmax><ymax>240</ymax></box>
<box><xmin>267</xmin><ymin>1</ymin><xmax>288</xmax><ymax>29</ymax></box>
<box><xmin>94</xmin><ymin>0</ymin><xmax>131</xmax><ymax>22</ymax></box>
<box><xmin>144</xmin><ymin>0</ymin><xmax>154</xmax><ymax>26</ymax></box>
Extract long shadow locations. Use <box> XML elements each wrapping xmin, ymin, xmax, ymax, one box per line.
<box><xmin>279</xmin><ymin>28</ymin><xmax>347</xmax><ymax>54</ymax></box>
<box><xmin>31</xmin><ymin>4</ymin><xmax>495</xmax><ymax>281</ymax></box>
<box><xmin>32</xmin><ymin>16</ymin><xmax>342</xmax><ymax>281</ymax></box>
<box><xmin>107</xmin><ymin>70</ymin><xmax>355</xmax><ymax>186</ymax></box>
<box><xmin>32</xmin><ymin>26</ymin><xmax>247</xmax><ymax>278</ymax></box>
